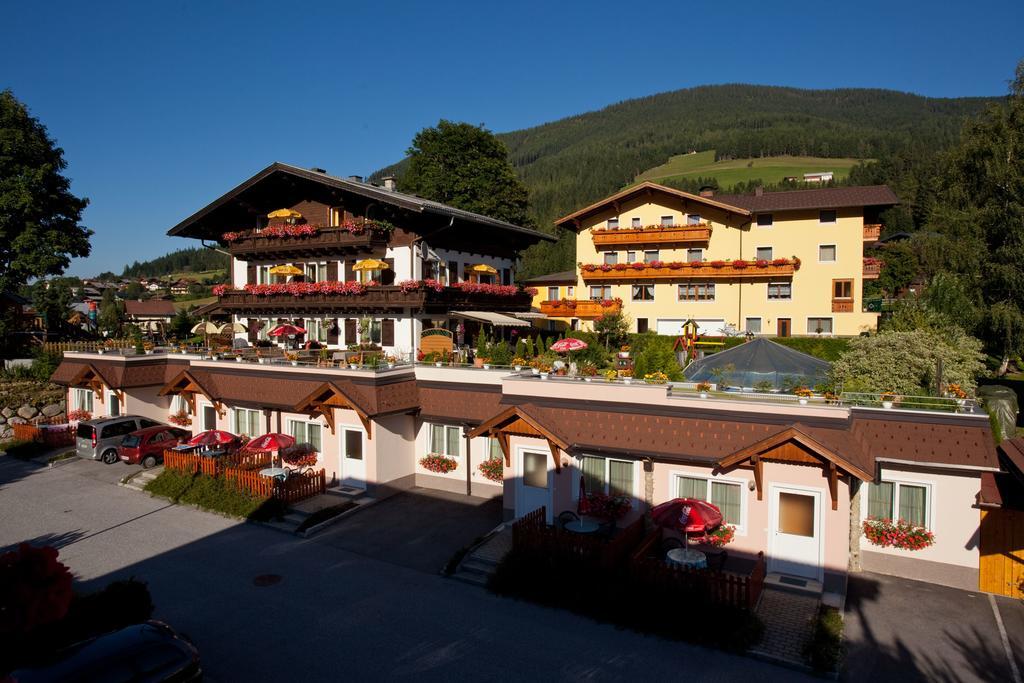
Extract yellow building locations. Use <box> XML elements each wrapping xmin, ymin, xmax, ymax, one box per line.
<box><xmin>529</xmin><ymin>182</ymin><xmax>896</xmax><ymax>337</ymax></box>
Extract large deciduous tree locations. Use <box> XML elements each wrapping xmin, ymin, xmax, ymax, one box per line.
<box><xmin>926</xmin><ymin>61</ymin><xmax>1024</xmax><ymax>374</ymax></box>
<box><xmin>401</xmin><ymin>120</ymin><xmax>534</xmax><ymax>228</ymax></box>
<box><xmin>0</xmin><ymin>90</ymin><xmax>91</xmax><ymax>294</ymax></box>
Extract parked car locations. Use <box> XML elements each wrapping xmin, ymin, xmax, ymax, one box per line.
<box><xmin>7</xmin><ymin>620</ymin><xmax>201</xmax><ymax>682</ymax></box>
<box><xmin>119</xmin><ymin>426</ymin><xmax>191</xmax><ymax>468</ymax></box>
<box><xmin>76</xmin><ymin>416</ymin><xmax>164</xmax><ymax>464</ymax></box>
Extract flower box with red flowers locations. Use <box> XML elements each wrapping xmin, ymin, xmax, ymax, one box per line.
<box><xmin>420</xmin><ymin>454</ymin><xmax>458</xmax><ymax>474</ymax></box>
<box><xmin>478</xmin><ymin>458</ymin><xmax>504</xmax><ymax>483</ymax></box>
<box><xmin>862</xmin><ymin>517</ymin><xmax>935</xmax><ymax>551</ymax></box>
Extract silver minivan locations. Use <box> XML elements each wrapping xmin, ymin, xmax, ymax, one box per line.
<box><xmin>76</xmin><ymin>415</ymin><xmax>163</xmax><ymax>464</ymax></box>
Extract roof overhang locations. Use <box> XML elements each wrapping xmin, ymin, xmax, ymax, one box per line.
<box><xmin>67</xmin><ymin>364</ymin><xmax>120</xmax><ymax>405</ymax></box>
<box><xmin>158</xmin><ymin>369</ymin><xmax>223</xmax><ymax>416</ymax></box>
<box><xmin>468</xmin><ymin>405</ymin><xmax>569</xmax><ymax>471</ymax></box>
<box><xmin>293</xmin><ymin>382</ymin><xmax>373</xmax><ymax>438</ymax></box>
<box><xmin>554</xmin><ymin>181</ymin><xmax>751</xmax><ymax>230</ymax></box>
<box><xmin>451</xmin><ymin>311</ymin><xmax>531</xmax><ymax>327</ymax></box>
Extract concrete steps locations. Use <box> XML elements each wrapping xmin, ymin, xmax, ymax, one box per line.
<box><xmin>451</xmin><ymin>556</ymin><xmax>499</xmax><ymax>586</ymax></box>
<box><xmin>450</xmin><ymin>525</ymin><xmax>512</xmax><ymax>587</ymax></box>
<box><xmin>121</xmin><ymin>467</ymin><xmax>162</xmax><ymax>492</ymax></box>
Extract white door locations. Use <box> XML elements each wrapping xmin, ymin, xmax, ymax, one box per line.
<box><xmin>340</xmin><ymin>428</ymin><xmax>366</xmax><ymax>489</ymax></box>
<box><xmin>516</xmin><ymin>449</ymin><xmax>551</xmax><ymax>521</ymax></box>
<box><xmin>770</xmin><ymin>487</ymin><xmax>823</xmax><ymax>581</ymax></box>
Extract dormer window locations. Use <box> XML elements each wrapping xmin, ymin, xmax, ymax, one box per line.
<box><xmin>631</xmin><ymin>217</ymin><xmax>641</xmax><ymax>228</ymax></box>
<box><xmin>687</xmin><ymin>214</ymin><xmax>702</xmax><ymax>225</ymax></box>
<box><xmin>660</xmin><ymin>215</ymin><xmax>674</xmax><ymax>227</ymax></box>
<box><xmin>607</xmin><ymin>217</ymin><xmax>619</xmax><ymax>230</ymax></box>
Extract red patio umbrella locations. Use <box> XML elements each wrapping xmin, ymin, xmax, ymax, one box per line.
<box><xmin>651</xmin><ymin>498</ymin><xmax>723</xmax><ymax>548</ymax></box>
<box><xmin>240</xmin><ymin>432</ymin><xmax>296</xmax><ymax>453</ymax></box>
<box><xmin>550</xmin><ymin>338</ymin><xmax>588</xmax><ymax>353</ymax></box>
<box><xmin>577</xmin><ymin>475</ymin><xmax>592</xmax><ymax>516</ymax></box>
<box><xmin>269</xmin><ymin>324</ymin><xmax>307</xmax><ymax>337</ymax></box>
<box><xmin>187</xmin><ymin>430</ymin><xmax>238</xmax><ymax>448</ymax></box>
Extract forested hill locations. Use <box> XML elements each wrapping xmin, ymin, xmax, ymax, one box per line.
<box><xmin>372</xmin><ymin>84</ymin><xmax>996</xmax><ymax>277</ymax></box>
<box><xmin>120</xmin><ymin>247</ymin><xmax>229</xmax><ymax>279</ymax></box>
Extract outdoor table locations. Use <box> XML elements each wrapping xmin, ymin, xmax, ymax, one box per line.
<box><xmin>666</xmin><ymin>548</ymin><xmax>708</xmax><ymax>570</ymax></box>
<box><xmin>563</xmin><ymin>519</ymin><xmax>600</xmax><ymax>534</ymax></box>
<box><xmin>259</xmin><ymin>467</ymin><xmax>288</xmax><ymax>481</ymax></box>
<box><xmin>203</xmin><ymin>449</ymin><xmax>227</xmax><ymax>458</ymax></box>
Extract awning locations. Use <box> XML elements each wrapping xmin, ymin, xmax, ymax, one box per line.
<box><xmin>468</xmin><ymin>264</ymin><xmax>498</xmax><ymax>274</ymax></box>
<box><xmin>451</xmin><ymin>311</ymin><xmax>530</xmax><ymax>327</ymax></box>
<box><xmin>353</xmin><ymin>259</ymin><xmax>388</xmax><ymax>271</ymax></box>
<box><xmin>511</xmin><ymin>311</ymin><xmax>547</xmax><ymax>320</ymax></box>
<box><xmin>269</xmin><ymin>265</ymin><xmax>304</xmax><ymax>276</ymax></box>
<box><xmin>267</xmin><ymin>208</ymin><xmax>302</xmax><ymax>219</ymax></box>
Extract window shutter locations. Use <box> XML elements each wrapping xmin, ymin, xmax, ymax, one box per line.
<box><xmin>344</xmin><ymin>318</ymin><xmax>357</xmax><ymax>344</ymax></box>
<box><xmin>246</xmin><ymin>263</ymin><xmax>256</xmax><ymax>285</ymax></box>
<box><xmin>326</xmin><ymin>261</ymin><xmax>339</xmax><ymax>282</ymax></box>
<box><xmin>464</xmin><ymin>263</ymin><xmax>471</xmax><ymax>282</ymax></box>
<box><xmin>448</xmin><ymin>261</ymin><xmax>458</xmax><ymax>282</ymax></box>
<box><xmin>327</xmin><ymin>318</ymin><xmax>339</xmax><ymax>344</ymax></box>
<box><xmin>381</xmin><ymin>319</ymin><xmax>395</xmax><ymax>346</ymax></box>
<box><xmin>502</xmin><ymin>268</ymin><xmax>511</xmax><ymax>286</ymax></box>
<box><xmin>382</xmin><ymin>258</ymin><xmax>395</xmax><ymax>285</ymax></box>
<box><xmin>247</xmin><ymin>318</ymin><xmax>258</xmax><ymax>343</ymax></box>
<box><xmin>293</xmin><ymin>319</ymin><xmax>304</xmax><ymax>339</ymax></box>
<box><xmin>344</xmin><ymin>259</ymin><xmax>357</xmax><ymax>282</ymax></box>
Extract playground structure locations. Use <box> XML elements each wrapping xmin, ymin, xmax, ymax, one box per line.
<box><xmin>671</xmin><ymin>319</ymin><xmax>725</xmax><ymax>368</ymax></box>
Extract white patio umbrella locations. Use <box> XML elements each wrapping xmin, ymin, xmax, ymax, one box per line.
<box><xmin>218</xmin><ymin>322</ymin><xmax>247</xmax><ymax>335</ymax></box>
<box><xmin>191</xmin><ymin>321</ymin><xmax>220</xmax><ymax>348</ymax></box>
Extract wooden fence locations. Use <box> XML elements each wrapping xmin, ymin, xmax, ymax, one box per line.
<box><xmin>512</xmin><ymin>506</ymin><xmax>766</xmax><ymax>611</ymax></box>
<box><xmin>980</xmin><ymin>508</ymin><xmax>1024</xmax><ymax>599</ymax></box>
<box><xmin>10</xmin><ymin>422</ymin><xmax>75</xmax><ymax>448</ymax></box>
<box><xmin>43</xmin><ymin>339</ymin><xmax>132</xmax><ymax>354</ymax></box>
<box><xmin>162</xmin><ymin>448</ymin><xmax>325</xmax><ymax>503</ymax></box>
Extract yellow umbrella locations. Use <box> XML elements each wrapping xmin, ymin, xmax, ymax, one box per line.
<box><xmin>468</xmin><ymin>264</ymin><xmax>498</xmax><ymax>274</ymax></box>
<box><xmin>269</xmin><ymin>265</ymin><xmax>304</xmax><ymax>276</ymax></box>
<box><xmin>352</xmin><ymin>259</ymin><xmax>389</xmax><ymax>271</ymax></box>
<box><xmin>267</xmin><ymin>208</ymin><xmax>303</xmax><ymax>220</ymax></box>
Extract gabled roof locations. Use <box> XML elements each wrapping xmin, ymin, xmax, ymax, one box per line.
<box><xmin>167</xmin><ymin>162</ymin><xmax>554</xmax><ymax>244</ymax></box>
<box><xmin>714</xmin><ymin>185</ymin><xmax>898</xmax><ymax>213</ymax></box>
<box><xmin>125</xmin><ymin>300</ymin><xmax>176</xmax><ymax>317</ymax></box>
<box><xmin>555</xmin><ymin>181</ymin><xmax>751</xmax><ymax>229</ymax></box>
<box><xmin>521</xmin><ymin>270</ymin><xmax>578</xmax><ymax>285</ymax></box>
<box><xmin>717</xmin><ymin>424</ymin><xmax>873</xmax><ymax>482</ymax></box>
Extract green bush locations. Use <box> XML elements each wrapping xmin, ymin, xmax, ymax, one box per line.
<box><xmin>145</xmin><ymin>469</ymin><xmax>270</xmax><ymax>518</ymax></box>
<box><xmin>565</xmin><ymin>330</ymin><xmax>611</xmax><ymax>368</ymax></box>
<box><xmin>804</xmin><ymin>605</ymin><xmax>843</xmax><ymax>672</ymax></box>
<box><xmin>0</xmin><ymin>438</ymin><xmax>48</xmax><ymax>460</ymax></box>
<box><xmin>774</xmin><ymin>336</ymin><xmax>851</xmax><ymax>361</ymax></box>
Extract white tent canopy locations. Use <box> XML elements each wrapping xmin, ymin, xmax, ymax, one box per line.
<box><xmin>450</xmin><ymin>311</ymin><xmax>530</xmax><ymax>327</ymax></box>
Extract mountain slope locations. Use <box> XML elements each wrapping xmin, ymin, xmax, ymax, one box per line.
<box><xmin>376</xmin><ymin>84</ymin><xmax>996</xmax><ymax>277</ymax></box>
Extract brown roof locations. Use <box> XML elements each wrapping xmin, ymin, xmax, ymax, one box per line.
<box><xmin>125</xmin><ymin>300</ymin><xmax>176</xmax><ymax>317</ymax></box>
<box><xmin>978</xmin><ymin>471</ymin><xmax>1024</xmax><ymax>510</ymax></box>
<box><xmin>554</xmin><ymin>181</ymin><xmax>751</xmax><ymax>228</ymax></box>
<box><xmin>521</xmin><ymin>270</ymin><xmax>578</xmax><ymax>285</ymax></box>
<box><xmin>418</xmin><ymin>383</ymin><xmax>504</xmax><ymax>425</ymax></box>
<box><xmin>714</xmin><ymin>185</ymin><xmax>898</xmax><ymax>213</ymax></box>
<box><xmin>851</xmin><ymin>414</ymin><xmax>999</xmax><ymax>470</ymax></box>
<box><xmin>51</xmin><ymin>358</ymin><xmax>188</xmax><ymax>388</ymax></box>
<box><xmin>999</xmin><ymin>437</ymin><xmax>1024</xmax><ymax>477</ymax></box>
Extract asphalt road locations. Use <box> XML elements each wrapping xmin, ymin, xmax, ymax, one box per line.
<box><xmin>1</xmin><ymin>455</ymin><xmax>814</xmax><ymax>682</ymax></box>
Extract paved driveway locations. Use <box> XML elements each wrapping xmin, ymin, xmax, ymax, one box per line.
<box><xmin>315</xmin><ymin>487</ymin><xmax>502</xmax><ymax>573</ymax></box>
<box><xmin>844</xmin><ymin>571</ymin><xmax>1023</xmax><ymax>682</ymax></box>
<box><xmin>1</xmin><ymin>455</ymin><xmax>813</xmax><ymax>682</ymax></box>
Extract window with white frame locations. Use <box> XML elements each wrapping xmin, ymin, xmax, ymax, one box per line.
<box><xmin>868</xmin><ymin>480</ymin><xmax>930</xmax><ymax>528</ymax></box>
<box><xmin>547</xmin><ymin>286</ymin><xmax>560</xmax><ymax>301</ymax></box>
<box><xmin>579</xmin><ymin>455</ymin><xmax>634</xmax><ymax>498</ymax></box>
<box><xmin>660</xmin><ymin>215</ymin><xmax>674</xmax><ymax>227</ymax></box>
<box><xmin>745</xmin><ymin>317</ymin><xmax>762</xmax><ymax>334</ymax></box>
<box><xmin>233</xmin><ymin>408</ymin><xmax>262</xmax><ymax>437</ymax></box>
<box><xmin>626</xmin><ymin>250</ymin><xmax>636</xmax><ymax>262</ymax></box>
<box><xmin>755</xmin><ymin>246</ymin><xmax>773</xmax><ymax>261</ymax></box>
<box><xmin>607</xmin><ymin>217</ymin><xmax>619</xmax><ymax>230</ymax></box>
<box><xmin>643</xmin><ymin>250</ymin><xmax>660</xmax><ymax>263</ymax></box>
<box><xmin>631</xmin><ymin>217</ymin><xmax>641</xmax><ymax>228</ymax></box>
<box><xmin>171</xmin><ymin>394</ymin><xmax>191</xmax><ymax>416</ymax></box>
<box><xmin>768</xmin><ymin>282</ymin><xmax>792</xmax><ymax>300</ymax></box>
<box><xmin>488</xmin><ymin>437</ymin><xmax>503</xmax><ymax>461</ymax></box>
<box><xmin>686</xmin><ymin>248</ymin><xmax>703</xmax><ymax>262</ymax></box>
<box><xmin>256</xmin><ymin>265</ymin><xmax>271</xmax><ymax>285</ymax></box>
<box><xmin>566</xmin><ymin>286</ymin><xmax>574</xmax><ymax>298</ymax></box>
<box><xmin>288</xmin><ymin>419</ymin><xmax>323</xmax><ymax>452</ymax></box>
<box><xmin>329</xmin><ymin>206</ymin><xmax>344</xmax><ymax>226</ymax></box>
<box><xmin>603</xmin><ymin>252</ymin><xmax>618</xmax><ymax>265</ymax></box>
<box><xmin>73</xmin><ymin>388</ymin><xmax>94</xmax><ymax>413</ymax></box>
<box><xmin>674</xmin><ymin>474</ymin><xmax>743</xmax><ymax>527</ymax></box>
<box><xmin>678</xmin><ymin>283</ymin><xmax>715</xmax><ymax>301</ymax></box>
<box><xmin>819</xmin><ymin>244</ymin><xmax>837</xmax><ymax>262</ymax></box>
<box><xmin>363</xmin><ymin>319</ymin><xmax>382</xmax><ymax>345</ymax></box>
<box><xmin>807</xmin><ymin>317</ymin><xmax>833</xmax><ymax>334</ymax></box>
<box><xmin>687</xmin><ymin>214</ymin><xmax>702</xmax><ymax>225</ymax></box>
<box><xmin>631</xmin><ymin>284</ymin><xmax>655</xmax><ymax>301</ymax></box>
<box><xmin>429</xmin><ymin>424</ymin><xmax>461</xmax><ymax>457</ymax></box>
<box><xmin>305</xmin><ymin>263</ymin><xmax>319</xmax><ymax>282</ymax></box>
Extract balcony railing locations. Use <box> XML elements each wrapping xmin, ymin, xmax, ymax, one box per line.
<box><xmin>540</xmin><ymin>299</ymin><xmax>622</xmax><ymax>319</ymax></box>
<box><xmin>831</xmin><ymin>299</ymin><xmax>854</xmax><ymax>313</ymax></box>
<box><xmin>863</xmin><ymin>224</ymin><xmax>882</xmax><ymax>241</ymax></box>
<box><xmin>591</xmin><ymin>224</ymin><xmax>712</xmax><ymax>248</ymax></box>
<box><xmin>225</xmin><ymin>227</ymin><xmax>388</xmax><ymax>260</ymax></box>
<box><xmin>213</xmin><ymin>285</ymin><xmax>532</xmax><ymax>314</ymax></box>
<box><xmin>580</xmin><ymin>259</ymin><xmax>798</xmax><ymax>282</ymax></box>
<box><xmin>863</xmin><ymin>259</ymin><xmax>882</xmax><ymax>279</ymax></box>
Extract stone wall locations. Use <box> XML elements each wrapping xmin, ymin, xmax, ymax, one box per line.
<box><xmin>0</xmin><ymin>399</ymin><xmax>67</xmax><ymax>441</ymax></box>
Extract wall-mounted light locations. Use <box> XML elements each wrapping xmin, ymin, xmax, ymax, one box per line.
<box><xmin>748</xmin><ymin>480</ymin><xmax>756</xmax><ymax>491</ymax></box>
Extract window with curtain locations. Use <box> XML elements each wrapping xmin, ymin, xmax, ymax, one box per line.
<box><xmin>288</xmin><ymin>420</ymin><xmax>322</xmax><ymax>452</ymax></box>
<box><xmin>488</xmin><ymin>437</ymin><xmax>503</xmax><ymax>461</ymax></box>
<box><xmin>868</xmin><ymin>481</ymin><xmax>894</xmax><ymax>518</ymax></box>
<box><xmin>870</xmin><ymin>481</ymin><xmax>929</xmax><ymax>527</ymax></box>
<box><xmin>674</xmin><ymin>475</ymin><xmax>743</xmax><ymax>525</ymax></box>
<box><xmin>234</xmin><ymin>408</ymin><xmax>261</xmax><ymax>437</ymax></box>
<box><xmin>631</xmin><ymin>285</ymin><xmax>654</xmax><ymax>301</ymax></box>
<box><xmin>74</xmin><ymin>388</ymin><xmax>94</xmax><ymax>413</ymax></box>
<box><xmin>898</xmin><ymin>485</ymin><xmax>927</xmax><ymax>527</ymax></box>
<box><xmin>429</xmin><ymin>424</ymin><xmax>461</xmax><ymax>457</ymax></box>
<box><xmin>579</xmin><ymin>455</ymin><xmax>633</xmax><ymax>497</ymax></box>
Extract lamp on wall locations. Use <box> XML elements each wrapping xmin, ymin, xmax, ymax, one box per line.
<box><xmin>748</xmin><ymin>480</ymin><xmax>756</xmax><ymax>491</ymax></box>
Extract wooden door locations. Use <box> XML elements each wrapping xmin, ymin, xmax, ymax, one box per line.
<box><xmin>777</xmin><ymin>318</ymin><xmax>791</xmax><ymax>337</ymax></box>
<box><xmin>979</xmin><ymin>508</ymin><xmax>1024</xmax><ymax>598</ymax></box>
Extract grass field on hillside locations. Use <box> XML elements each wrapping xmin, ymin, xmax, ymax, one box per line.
<box><xmin>165</xmin><ymin>269</ymin><xmax>227</xmax><ymax>283</ymax></box>
<box><xmin>634</xmin><ymin>151</ymin><xmax>864</xmax><ymax>189</ymax></box>
<box><xmin>173</xmin><ymin>296</ymin><xmax>216</xmax><ymax>311</ymax></box>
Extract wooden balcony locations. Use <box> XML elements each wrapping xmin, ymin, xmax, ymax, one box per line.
<box><xmin>863</xmin><ymin>259</ymin><xmax>882</xmax><ymax>279</ymax></box>
<box><xmin>863</xmin><ymin>224</ymin><xmax>882</xmax><ymax>241</ymax></box>
<box><xmin>580</xmin><ymin>260</ymin><xmax>798</xmax><ymax>282</ymax></box>
<box><xmin>832</xmin><ymin>300</ymin><xmax>854</xmax><ymax>313</ymax></box>
<box><xmin>591</xmin><ymin>225</ymin><xmax>711</xmax><ymax>248</ymax></box>
<box><xmin>540</xmin><ymin>299</ymin><xmax>622</xmax><ymax>319</ymax></box>
<box><xmin>213</xmin><ymin>286</ymin><xmax>532</xmax><ymax>314</ymax></box>
<box><xmin>226</xmin><ymin>228</ymin><xmax>388</xmax><ymax>261</ymax></box>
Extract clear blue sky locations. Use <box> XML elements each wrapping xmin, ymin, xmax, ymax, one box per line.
<box><xmin>4</xmin><ymin>0</ymin><xmax>1022</xmax><ymax>277</ymax></box>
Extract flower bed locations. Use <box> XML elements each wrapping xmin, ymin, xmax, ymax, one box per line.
<box><xmin>478</xmin><ymin>457</ymin><xmax>504</xmax><ymax>483</ymax></box>
<box><xmin>862</xmin><ymin>517</ymin><xmax>935</xmax><ymax>550</ymax></box>
<box><xmin>420</xmin><ymin>454</ymin><xmax>458</xmax><ymax>473</ymax></box>
<box><xmin>168</xmin><ymin>411</ymin><xmax>192</xmax><ymax>427</ymax></box>
<box><xmin>212</xmin><ymin>280</ymin><xmax>531</xmax><ymax>299</ymax></box>
<box><xmin>580</xmin><ymin>258</ymin><xmax>799</xmax><ymax>280</ymax></box>
<box><xmin>697</xmin><ymin>524</ymin><xmax>736</xmax><ymax>548</ymax></box>
<box><xmin>221</xmin><ymin>220</ymin><xmax>394</xmax><ymax>243</ymax></box>
<box><xmin>66</xmin><ymin>409</ymin><xmax>91</xmax><ymax>422</ymax></box>
<box><xmin>398</xmin><ymin>279</ymin><xmax>446</xmax><ymax>293</ymax></box>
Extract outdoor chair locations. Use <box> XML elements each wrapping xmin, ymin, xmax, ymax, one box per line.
<box><xmin>556</xmin><ymin>510</ymin><xmax>579</xmax><ymax>529</ymax></box>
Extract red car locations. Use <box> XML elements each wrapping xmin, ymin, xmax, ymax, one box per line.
<box><xmin>118</xmin><ymin>425</ymin><xmax>190</xmax><ymax>468</ymax></box>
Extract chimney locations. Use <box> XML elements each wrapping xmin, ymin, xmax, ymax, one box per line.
<box><xmin>382</xmin><ymin>176</ymin><xmax>397</xmax><ymax>191</ymax></box>
<box><xmin>310</xmin><ymin>167</ymin><xmax>327</xmax><ymax>174</ymax></box>
<box><xmin>348</xmin><ymin>175</ymin><xmax>363</xmax><ymax>183</ymax></box>
<box><xmin>699</xmin><ymin>185</ymin><xmax>715</xmax><ymax>198</ymax></box>
<box><xmin>754</xmin><ymin>186</ymin><xmax>764</xmax><ymax>197</ymax></box>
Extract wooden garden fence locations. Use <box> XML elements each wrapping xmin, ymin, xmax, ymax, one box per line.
<box><xmin>10</xmin><ymin>421</ymin><xmax>76</xmax><ymax>448</ymax></box>
<box><xmin>42</xmin><ymin>339</ymin><xmax>132</xmax><ymax>354</ymax></box>
<box><xmin>162</xmin><ymin>448</ymin><xmax>325</xmax><ymax>503</ymax></box>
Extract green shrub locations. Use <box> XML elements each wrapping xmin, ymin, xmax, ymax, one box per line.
<box><xmin>774</xmin><ymin>336</ymin><xmax>851</xmax><ymax>361</ymax></box>
<box><xmin>144</xmin><ymin>469</ymin><xmax>195</xmax><ymax>500</ymax></box>
<box><xmin>804</xmin><ymin>605</ymin><xmax>843</xmax><ymax>672</ymax></box>
<box><xmin>145</xmin><ymin>469</ymin><xmax>270</xmax><ymax>518</ymax></box>
<box><xmin>0</xmin><ymin>438</ymin><xmax>48</xmax><ymax>460</ymax></box>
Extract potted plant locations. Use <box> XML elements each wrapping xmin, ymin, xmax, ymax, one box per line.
<box><xmin>604</xmin><ymin>368</ymin><xmax>618</xmax><ymax>382</ymax></box>
<box><xmin>794</xmin><ymin>386</ymin><xmax>813</xmax><ymax>405</ymax></box>
<box><xmin>696</xmin><ymin>381</ymin><xmax>712</xmax><ymax>398</ymax></box>
<box><xmin>419</xmin><ymin>453</ymin><xmax>458</xmax><ymax>474</ymax></box>
<box><xmin>529</xmin><ymin>358</ymin><xmax>541</xmax><ymax>375</ymax></box>
<box><xmin>538</xmin><ymin>363</ymin><xmax>552</xmax><ymax>380</ymax></box>
<box><xmin>696</xmin><ymin>524</ymin><xmax>736</xmax><ymax>552</ymax></box>
<box><xmin>168</xmin><ymin>410</ymin><xmax>192</xmax><ymax>427</ymax></box>
<box><xmin>286</xmin><ymin>352</ymin><xmax>299</xmax><ymax>367</ymax></box>
<box><xmin>644</xmin><ymin>371</ymin><xmax>669</xmax><ymax>385</ymax></box>
<box><xmin>478</xmin><ymin>458</ymin><xmax>504</xmax><ymax>483</ymax></box>
<box><xmin>621</xmin><ymin>369</ymin><xmax>633</xmax><ymax>385</ymax></box>
<box><xmin>385</xmin><ymin>354</ymin><xmax>397</xmax><ymax>369</ymax></box>
<box><xmin>581</xmin><ymin>362</ymin><xmax>598</xmax><ymax>382</ymax></box>
<box><xmin>880</xmin><ymin>391</ymin><xmax>896</xmax><ymax>409</ymax></box>
<box><xmin>512</xmin><ymin>356</ymin><xmax>526</xmax><ymax>372</ymax></box>
<box><xmin>481</xmin><ymin>357</ymin><xmax>492</xmax><ymax>370</ymax></box>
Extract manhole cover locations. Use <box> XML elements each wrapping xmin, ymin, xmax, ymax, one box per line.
<box><xmin>253</xmin><ymin>574</ymin><xmax>282</xmax><ymax>587</ymax></box>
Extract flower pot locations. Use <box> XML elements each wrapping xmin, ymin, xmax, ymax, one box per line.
<box><xmin>531</xmin><ymin>368</ymin><xmax>540</xmax><ymax>375</ymax></box>
<box><xmin>258</xmin><ymin>358</ymin><xmax>266</xmax><ymax>364</ymax></box>
<box><xmin>798</xmin><ymin>398</ymin><xmax>808</xmax><ymax>405</ymax></box>
<box><xmin>349</xmin><ymin>363</ymin><xmax>358</xmax><ymax>370</ymax></box>
<box><xmin>483</xmin><ymin>364</ymin><xmax>491</xmax><ymax>370</ymax></box>
<box><xmin>211</xmin><ymin>355</ymin><xmax>219</xmax><ymax>361</ymax></box>
<box><xmin>623</xmin><ymin>378</ymin><xmax>632</xmax><ymax>385</ymax></box>
<box><xmin>97</xmin><ymin>349</ymin><xmax>105</xmax><ymax>354</ymax></box>
<box><xmin>584</xmin><ymin>377</ymin><xmax>592</xmax><ymax>382</ymax></box>
<box><xmin>235</xmin><ymin>356</ymin><xmax>243</xmax><ymax>362</ymax></box>
<box><xmin>291</xmin><ymin>361</ymin><xmax>299</xmax><ymax>367</ymax></box>
<box><xmin>882</xmin><ymin>400</ymin><xmax>893</xmax><ymax>409</ymax></box>
<box><xmin>473</xmin><ymin>358</ymin><xmax>484</xmax><ymax>368</ymax></box>
<box><xmin>539</xmin><ymin>373</ymin><xmax>549</xmax><ymax>380</ymax></box>
<box><xmin>145</xmin><ymin>350</ymin><xmax>153</xmax><ymax>355</ymax></box>
<box><xmin>514</xmin><ymin>365</ymin><xmax>522</xmax><ymax>371</ymax></box>
<box><xmin>435</xmin><ymin>361</ymin><xmax>443</xmax><ymax>368</ymax></box>
<box><xmin>699</xmin><ymin>392</ymin><xmax>708</xmax><ymax>399</ymax></box>
<box><xmin>387</xmin><ymin>363</ymin><xmax>395</xmax><ymax>369</ymax></box>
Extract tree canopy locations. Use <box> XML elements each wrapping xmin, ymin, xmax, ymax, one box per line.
<box><xmin>0</xmin><ymin>90</ymin><xmax>91</xmax><ymax>294</ymax></box>
<box><xmin>401</xmin><ymin>120</ymin><xmax>533</xmax><ymax>229</ymax></box>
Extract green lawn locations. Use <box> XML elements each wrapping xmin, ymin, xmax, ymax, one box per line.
<box><xmin>634</xmin><ymin>150</ymin><xmax>865</xmax><ymax>189</ymax></box>
<box><xmin>165</xmin><ymin>269</ymin><xmax>227</xmax><ymax>283</ymax></box>
<box><xmin>173</xmin><ymin>296</ymin><xmax>216</xmax><ymax>311</ymax></box>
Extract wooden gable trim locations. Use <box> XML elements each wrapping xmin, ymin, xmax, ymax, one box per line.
<box><xmin>466</xmin><ymin>406</ymin><xmax>570</xmax><ymax>451</ymax></box>
<box><xmin>68</xmin><ymin>364</ymin><xmax>114</xmax><ymax>404</ymax></box>
<box><xmin>293</xmin><ymin>382</ymin><xmax>372</xmax><ymax>439</ymax></box>
<box><xmin>158</xmin><ymin>370</ymin><xmax>224</xmax><ymax>417</ymax></box>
